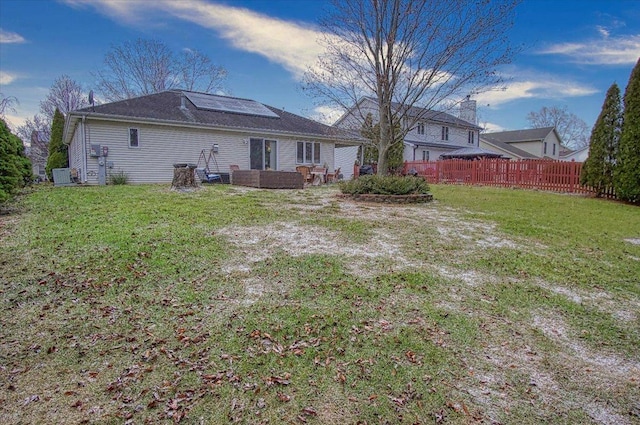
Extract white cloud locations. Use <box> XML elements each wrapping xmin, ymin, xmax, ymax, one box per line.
<box><xmin>310</xmin><ymin>105</ymin><xmax>345</xmax><ymax>125</ymax></box>
<box><xmin>0</xmin><ymin>71</ymin><xmax>18</xmax><ymax>85</ymax></box>
<box><xmin>62</xmin><ymin>0</ymin><xmax>324</xmax><ymax>79</ymax></box>
<box><xmin>3</xmin><ymin>113</ymin><xmax>27</xmax><ymax>130</ymax></box>
<box><xmin>480</xmin><ymin>122</ymin><xmax>506</xmax><ymax>133</ymax></box>
<box><xmin>475</xmin><ymin>77</ymin><xmax>598</xmax><ymax>107</ymax></box>
<box><xmin>0</xmin><ymin>29</ymin><xmax>26</xmax><ymax>44</ymax></box>
<box><xmin>596</xmin><ymin>26</ymin><xmax>610</xmax><ymax>38</ymax></box>
<box><xmin>537</xmin><ymin>34</ymin><xmax>640</xmax><ymax>65</ymax></box>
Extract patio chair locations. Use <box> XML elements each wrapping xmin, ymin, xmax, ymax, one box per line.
<box><xmin>296</xmin><ymin>166</ymin><xmax>313</xmax><ymax>184</ymax></box>
<box><xmin>326</xmin><ymin>167</ymin><xmax>341</xmax><ymax>183</ymax></box>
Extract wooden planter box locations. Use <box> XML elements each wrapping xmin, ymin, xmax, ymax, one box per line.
<box><xmin>231</xmin><ymin>170</ymin><xmax>303</xmax><ymax>189</ymax></box>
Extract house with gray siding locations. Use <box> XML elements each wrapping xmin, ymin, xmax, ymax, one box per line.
<box><xmin>63</xmin><ymin>90</ymin><xmax>361</xmax><ymax>185</ymax></box>
<box><xmin>334</xmin><ymin>97</ymin><xmax>482</xmax><ymax>163</ymax></box>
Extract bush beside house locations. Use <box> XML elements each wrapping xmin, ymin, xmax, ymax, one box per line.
<box><xmin>0</xmin><ymin>119</ymin><xmax>31</xmax><ymax>203</ymax></box>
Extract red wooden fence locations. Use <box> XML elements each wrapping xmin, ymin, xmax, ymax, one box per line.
<box><xmin>402</xmin><ymin>159</ymin><xmax>615</xmax><ymax>198</ymax></box>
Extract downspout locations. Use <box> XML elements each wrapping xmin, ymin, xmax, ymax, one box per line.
<box><xmin>82</xmin><ymin>115</ymin><xmax>88</xmax><ymax>183</ymax></box>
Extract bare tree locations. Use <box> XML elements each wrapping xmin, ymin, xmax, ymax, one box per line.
<box><xmin>15</xmin><ymin>74</ymin><xmax>86</xmax><ymax>168</ymax></box>
<box><xmin>526</xmin><ymin>106</ymin><xmax>589</xmax><ymax>149</ymax></box>
<box><xmin>39</xmin><ymin>75</ymin><xmax>89</xmax><ymax>119</ymax></box>
<box><xmin>305</xmin><ymin>0</ymin><xmax>519</xmax><ymax>174</ymax></box>
<box><xmin>17</xmin><ymin>114</ymin><xmax>51</xmax><ymax>165</ymax></box>
<box><xmin>94</xmin><ymin>39</ymin><xmax>227</xmax><ymax>102</ymax></box>
<box><xmin>179</xmin><ymin>49</ymin><xmax>227</xmax><ymax>93</ymax></box>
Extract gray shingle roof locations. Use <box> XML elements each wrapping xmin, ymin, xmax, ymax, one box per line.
<box><xmin>71</xmin><ymin>90</ymin><xmax>361</xmax><ymax>141</ymax></box>
<box><xmin>390</xmin><ymin>100</ymin><xmax>481</xmax><ymax>129</ymax></box>
<box><xmin>482</xmin><ymin>127</ymin><xmax>555</xmax><ymax>143</ymax></box>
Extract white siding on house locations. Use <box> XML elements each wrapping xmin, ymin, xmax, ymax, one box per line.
<box><xmin>277</xmin><ymin>138</ymin><xmax>334</xmax><ymax>171</ymax></box>
<box><xmin>68</xmin><ymin>121</ymin><xmax>87</xmax><ymax>181</ymax></box>
<box><xmin>69</xmin><ymin>119</ymin><xmax>339</xmax><ymax>184</ymax></box>
<box><xmin>561</xmin><ymin>147</ymin><xmax>589</xmax><ymax>162</ymax></box>
<box><xmin>335</xmin><ymin>146</ymin><xmax>359</xmax><ymax>180</ymax></box>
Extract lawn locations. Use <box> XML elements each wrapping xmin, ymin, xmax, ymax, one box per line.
<box><xmin>1</xmin><ymin>183</ymin><xmax>639</xmax><ymax>424</ymax></box>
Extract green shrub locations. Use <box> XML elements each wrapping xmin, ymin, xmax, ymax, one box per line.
<box><xmin>339</xmin><ymin>175</ymin><xmax>430</xmax><ymax>195</ymax></box>
<box><xmin>109</xmin><ymin>170</ymin><xmax>129</xmax><ymax>185</ymax></box>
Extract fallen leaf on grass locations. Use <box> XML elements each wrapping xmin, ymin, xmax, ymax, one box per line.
<box><xmin>266</xmin><ymin>375</ymin><xmax>291</xmax><ymax>386</ymax></box>
<box><xmin>302</xmin><ymin>407</ymin><xmax>317</xmax><ymax>416</ymax></box>
<box><xmin>277</xmin><ymin>393</ymin><xmax>291</xmax><ymax>402</ymax></box>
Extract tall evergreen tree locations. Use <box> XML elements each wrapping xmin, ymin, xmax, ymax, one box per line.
<box><xmin>614</xmin><ymin>58</ymin><xmax>640</xmax><ymax>203</ymax></box>
<box><xmin>45</xmin><ymin>108</ymin><xmax>67</xmax><ymax>180</ymax></box>
<box><xmin>1</xmin><ymin>119</ymin><xmax>31</xmax><ymax>203</ymax></box>
<box><xmin>580</xmin><ymin>83</ymin><xmax>622</xmax><ymax>196</ymax></box>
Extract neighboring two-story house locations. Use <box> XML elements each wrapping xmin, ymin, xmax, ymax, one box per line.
<box><xmin>480</xmin><ymin>127</ymin><xmax>562</xmax><ymax>160</ymax></box>
<box><xmin>334</xmin><ymin>97</ymin><xmax>482</xmax><ymax>163</ymax></box>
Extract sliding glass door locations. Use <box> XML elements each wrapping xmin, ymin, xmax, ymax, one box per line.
<box><xmin>250</xmin><ymin>138</ymin><xmax>277</xmax><ymax>170</ymax></box>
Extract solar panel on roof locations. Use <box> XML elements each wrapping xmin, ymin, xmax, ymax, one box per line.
<box><xmin>183</xmin><ymin>92</ymin><xmax>279</xmax><ymax>118</ymax></box>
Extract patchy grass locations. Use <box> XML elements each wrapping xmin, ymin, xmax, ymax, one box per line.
<box><xmin>1</xmin><ymin>183</ymin><xmax>639</xmax><ymax>424</ymax></box>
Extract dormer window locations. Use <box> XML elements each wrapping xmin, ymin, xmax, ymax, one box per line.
<box><xmin>468</xmin><ymin>131</ymin><xmax>475</xmax><ymax>145</ymax></box>
<box><xmin>417</xmin><ymin>123</ymin><xmax>425</xmax><ymax>135</ymax></box>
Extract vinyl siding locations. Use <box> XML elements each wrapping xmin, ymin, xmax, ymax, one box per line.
<box><xmin>508</xmin><ymin>141</ymin><xmax>543</xmax><ymax>158</ymax></box>
<box><xmin>68</xmin><ymin>121</ymin><xmax>87</xmax><ymax>181</ymax></box>
<box><xmin>404</xmin><ymin>145</ymin><xmax>460</xmax><ymax>161</ymax></box>
<box><xmin>335</xmin><ymin>146</ymin><xmax>359</xmax><ymax>180</ymax></box>
<box><xmin>72</xmin><ymin>119</ymin><xmax>337</xmax><ymax>184</ymax></box>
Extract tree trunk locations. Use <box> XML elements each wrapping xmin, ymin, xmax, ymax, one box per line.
<box><xmin>377</xmin><ymin>101</ymin><xmax>392</xmax><ymax>176</ymax></box>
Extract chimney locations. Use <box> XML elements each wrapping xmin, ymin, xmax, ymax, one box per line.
<box><xmin>459</xmin><ymin>95</ymin><xmax>476</xmax><ymax>125</ymax></box>
<box><xmin>180</xmin><ymin>93</ymin><xmax>187</xmax><ymax>110</ymax></box>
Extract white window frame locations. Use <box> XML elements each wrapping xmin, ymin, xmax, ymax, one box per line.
<box><xmin>129</xmin><ymin>128</ymin><xmax>139</xmax><ymax>148</ymax></box>
<box><xmin>296</xmin><ymin>141</ymin><xmax>321</xmax><ymax>164</ymax></box>
<box><xmin>468</xmin><ymin>131</ymin><xmax>475</xmax><ymax>145</ymax></box>
<box><xmin>441</xmin><ymin>126</ymin><xmax>449</xmax><ymax>141</ymax></box>
<box><xmin>544</xmin><ymin>142</ymin><xmax>548</xmax><ymax>155</ymax></box>
<box><xmin>422</xmin><ymin>150</ymin><xmax>430</xmax><ymax>161</ymax></box>
<box><xmin>417</xmin><ymin>123</ymin><xmax>425</xmax><ymax>135</ymax></box>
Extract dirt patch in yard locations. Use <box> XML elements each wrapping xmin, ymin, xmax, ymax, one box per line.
<box><xmin>216</xmin><ymin>221</ymin><xmax>417</xmax><ymax>279</ymax></box>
